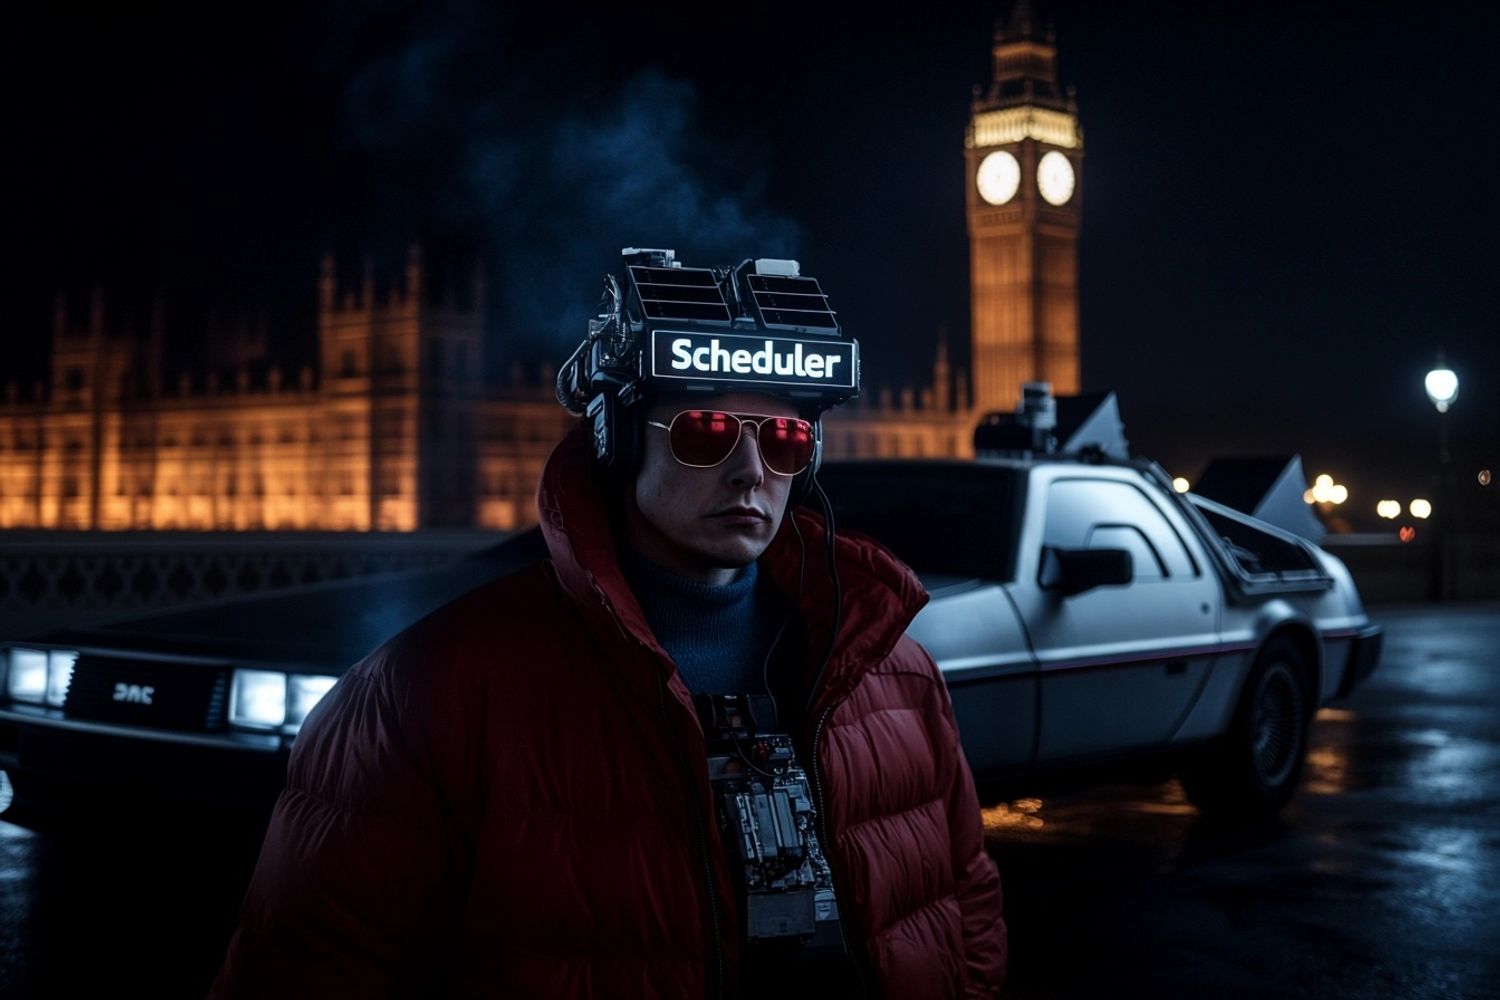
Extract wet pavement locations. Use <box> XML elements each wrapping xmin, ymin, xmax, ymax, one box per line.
<box><xmin>0</xmin><ymin>602</ymin><xmax>1496</xmax><ymax>998</ymax></box>
<box><xmin>990</xmin><ymin>602</ymin><xmax>1500</xmax><ymax>999</ymax></box>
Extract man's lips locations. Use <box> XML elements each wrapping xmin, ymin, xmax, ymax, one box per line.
<box><xmin>708</xmin><ymin>506</ymin><xmax>770</xmax><ymax>522</ymax></box>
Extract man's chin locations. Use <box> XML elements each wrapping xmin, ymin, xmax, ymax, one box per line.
<box><xmin>700</xmin><ymin>549</ymin><xmax>758</xmax><ymax>571</ymax></box>
<box><xmin>694</xmin><ymin>537</ymin><xmax>770</xmax><ymax>570</ymax></box>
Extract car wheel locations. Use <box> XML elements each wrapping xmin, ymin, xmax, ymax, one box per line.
<box><xmin>1180</xmin><ymin>635</ymin><xmax>1310</xmax><ymax>819</ymax></box>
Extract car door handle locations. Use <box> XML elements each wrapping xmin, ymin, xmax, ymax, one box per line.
<box><xmin>1165</xmin><ymin>661</ymin><xmax>1188</xmax><ymax>675</ymax></box>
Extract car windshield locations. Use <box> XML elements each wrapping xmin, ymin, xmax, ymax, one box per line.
<box><xmin>815</xmin><ymin>462</ymin><xmax>1019</xmax><ymax>581</ymax></box>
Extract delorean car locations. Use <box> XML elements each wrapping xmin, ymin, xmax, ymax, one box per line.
<box><xmin>822</xmin><ymin>390</ymin><xmax>1382</xmax><ymax>816</ymax></box>
<box><xmin>0</xmin><ymin>389</ymin><xmax>1381</xmax><ymax>824</ymax></box>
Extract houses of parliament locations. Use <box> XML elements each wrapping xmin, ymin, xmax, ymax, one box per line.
<box><xmin>0</xmin><ymin>6</ymin><xmax>1082</xmax><ymax>533</ymax></box>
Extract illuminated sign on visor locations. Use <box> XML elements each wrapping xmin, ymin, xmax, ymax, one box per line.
<box><xmin>650</xmin><ymin>330</ymin><xmax>857</xmax><ymax>390</ymax></box>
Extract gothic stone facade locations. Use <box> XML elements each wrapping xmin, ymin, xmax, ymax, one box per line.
<box><xmin>0</xmin><ymin>249</ymin><xmax>573</xmax><ymax>532</ymax></box>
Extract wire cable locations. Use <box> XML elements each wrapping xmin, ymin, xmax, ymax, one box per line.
<box><xmin>804</xmin><ymin>475</ymin><xmax>842</xmax><ymax>713</ymax></box>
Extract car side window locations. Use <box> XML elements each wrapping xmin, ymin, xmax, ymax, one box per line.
<box><xmin>1045</xmin><ymin>479</ymin><xmax>1197</xmax><ymax>579</ymax></box>
<box><xmin>1087</xmin><ymin>524</ymin><xmax>1165</xmax><ymax>581</ymax></box>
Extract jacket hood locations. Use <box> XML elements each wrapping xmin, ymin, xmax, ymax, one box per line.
<box><xmin>537</xmin><ymin>425</ymin><xmax>929</xmax><ymax>710</ymax></box>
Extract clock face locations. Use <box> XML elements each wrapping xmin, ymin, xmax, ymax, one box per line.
<box><xmin>1037</xmin><ymin>151</ymin><xmax>1076</xmax><ymax>206</ymax></box>
<box><xmin>976</xmin><ymin>150</ymin><xmax>1021</xmax><ymax>206</ymax></box>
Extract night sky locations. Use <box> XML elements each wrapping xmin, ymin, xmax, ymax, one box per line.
<box><xmin>4</xmin><ymin>1</ymin><xmax>1496</xmax><ymax>516</ymax></box>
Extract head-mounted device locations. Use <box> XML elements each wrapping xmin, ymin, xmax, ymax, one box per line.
<box><xmin>556</xmin><ymin>248</ymin><xmax>861</xmax><ymax>484</ymax></box>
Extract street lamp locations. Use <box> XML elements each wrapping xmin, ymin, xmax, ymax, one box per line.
<box><xmin>1424</xmin><ymin>367</ymin><xmax>1459</xmax><ymax>413</ymax></box>
<box><xmin>1425</xmin><ymin>363</ymin><xmax>1459</xmax><ymax>466</ymax></box>
<box><xmin>1423</xmin><ymin>358</ymin><xmax>1459</xmax><ymax>599</ymax></box>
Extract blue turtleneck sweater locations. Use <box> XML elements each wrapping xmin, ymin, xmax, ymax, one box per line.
<box><xmin>618</xmin><ymin>547</ymin><xmax>785</xmax><ymax>695</ymax></box>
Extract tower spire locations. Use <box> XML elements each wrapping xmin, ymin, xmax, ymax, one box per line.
<box><xmin>89</xmin><ymin>285</ymin><xmax>106</xmax><ymax>337</ymax></box>
<box><xmin>934</xmin><ymin>326</ymin><xmax>951</xmax><ymax>411</ymax></box>
<box><xmin>984</xmin><ymin>1</ymin><xmax>1064</xmax><ymax>110</ymax></box>
<box><xmin>1005</xmin><ymin>0</ymin><xmax>1037</xmax><ymax>40</ymax></box>
<box><xmin>319</xmin><ymin>252</ymin><xmax>337</xmax><ymax>314</ymax></box>
<box><xmin>362</xmin><ymin>255</ymin><xmax>376</xmax><ymax>310</ymax></box>
<box><xmin>405</xmin><ymin>243</ymin><xmax>424</xmax><ymax>307</ymax></box>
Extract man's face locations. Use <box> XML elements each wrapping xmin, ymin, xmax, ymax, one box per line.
<box><xmin>624</xmin><ymin>391</ymin><xmax>802</xmax><ymax>582</ymax></box>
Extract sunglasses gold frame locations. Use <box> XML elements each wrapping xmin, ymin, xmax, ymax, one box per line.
<box><xmin>645</xmin><ymin>410</ymin><xmax>815</xmax><ymax>477</ymax></box>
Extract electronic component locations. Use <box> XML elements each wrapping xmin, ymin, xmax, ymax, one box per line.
<box><xmin>695</xmin><ymin>693</ymin><xmax>844</xmax><ymax>955</ymax></box>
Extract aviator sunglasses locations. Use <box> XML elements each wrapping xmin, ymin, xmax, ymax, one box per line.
<box><xmin>646</xmin><ymin>410</ymin><xmax>816</xmax><ymax>477</ymax></box>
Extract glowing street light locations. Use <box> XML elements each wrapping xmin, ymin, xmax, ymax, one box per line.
<box><xmin>1172</xmin><ymin>477</ymin><xmax>1190</xmax><ymax>493</ymax></box>
<box><xmin>1376</xmin><ymin>500</ymin><xmax>1401</xmax><ymax>519</ymax></box>
<box><xmin>1410</xmin><ymin>498</ymin><xmax>1432</xmax><ymax>520</ymax></box>
<box><xmin>1424</xmin><ymin>367</ymin><xmax>1459</xmax><ymax>413</ymax></box>
<box><xmin>1423</xmin><ymin>358</ymin><xmax>1458</xmax><ymax>600</ymax></box>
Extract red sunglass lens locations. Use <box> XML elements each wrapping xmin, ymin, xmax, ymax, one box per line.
<box><xmin>670</xmin><ymin>411</ymin><xmax>741</xmax><ymax>466</ymax></box>
<box><xmin>757</xmin><ymin>417</ymin><xmax>815</xmax><ymax>475</ymax></box>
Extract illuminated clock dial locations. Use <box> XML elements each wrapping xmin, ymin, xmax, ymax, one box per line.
<box><xmin>976</xmin><ymin>150</ymin><xmax>1021</xmax><ymax>206</ymax></box>
<box><xmin>1037</xmin><ymin>150</ymin><xmax>1076</xmax><ymax>206</ymax></box>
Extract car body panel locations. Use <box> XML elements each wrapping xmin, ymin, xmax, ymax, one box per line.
<box><xmin>905</xmin><ymin>579</ymin><xmax>1036</xmax><ymax>774</ymax></box>
<box><xmin>1007</xmin><ymin>465</ymin><xmax>1223</xmax><ymax>758</ymax></box>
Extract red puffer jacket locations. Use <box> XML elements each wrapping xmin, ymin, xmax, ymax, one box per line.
<box><xmin>210</xmin><ymin>426</ymin><xmax>1006</xmax><ymax>998</ymax></box>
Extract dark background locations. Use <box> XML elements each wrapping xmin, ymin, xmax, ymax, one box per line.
<box><xmin>3</xmin><ymin>1</ymin><xmax>1496</xmax><ymax>509</ymax></box>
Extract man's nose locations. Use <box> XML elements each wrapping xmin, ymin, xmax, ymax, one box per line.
<box><xmin>722</xmin><ymin>424</ymin><xmax>766</xmax><ymax>488</ymax></box>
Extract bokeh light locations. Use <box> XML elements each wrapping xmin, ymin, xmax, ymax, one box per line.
<box><xmin>1307</xmin><ymin>474</ymin><xmax>1348</xmax><ymax>505</ymax></box>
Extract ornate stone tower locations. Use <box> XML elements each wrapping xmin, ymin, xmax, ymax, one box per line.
<box><xmin>965</xmin><ymin>0</ymin><xmax>1083</xmax><ymax>414</ymax></box>
<box><xmin>316</xmin><ymin>245</ymin><xmax>487</xmax><ymax>530</ymax></box>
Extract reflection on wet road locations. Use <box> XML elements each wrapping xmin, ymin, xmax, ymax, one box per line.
<box><xmin>0</xmin><ymin>808</ymin><xmax>267</xmax><ymax>999</ymax></box>
<box><xmin>986</xmin><ymin>603</ymin><xmax>1500</xmax><ymax>999</ymax></box>
<box><xmin>0</xmin><ymin>604</ymin><xmax>1495</xmax><ymax>997</ymax></box>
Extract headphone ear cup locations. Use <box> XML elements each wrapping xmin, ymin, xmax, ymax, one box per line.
<box><xmin>586</xmin><ymin>392</ymin><xmax>616</xmax><ymax>469</ymax></box>
<box><xmin>586</xmin><ymin>391</ymin><xmax>642</xmax><ymax>480</ymax></box>
<box><xmin>617</xmin><ymin>398</ymin><xmax>642</xmax><ymax>476</ymax></box>
<box><xmin>789</xmin><ymin>418</ymin><xmax>823</xmax><ymax>509</ymax></box>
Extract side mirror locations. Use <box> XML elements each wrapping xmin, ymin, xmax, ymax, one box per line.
<box><xmin>1039</xmin><ymin>546</ymin><xmax>1133</xmax><ymax>598</ymax></box>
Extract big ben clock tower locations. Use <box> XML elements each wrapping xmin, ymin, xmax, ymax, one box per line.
<box><xmin>966</xmin><ymin>1</ymin><xmax>1082</xmax><ymax>414</ymax></box>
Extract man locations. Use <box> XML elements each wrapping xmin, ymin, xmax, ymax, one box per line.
<box><xmin>210</xmin><ymin>251</ymin><xmax>1005</xmax><ymax>998</ymax></box>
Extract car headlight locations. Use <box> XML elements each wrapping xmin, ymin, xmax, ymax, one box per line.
<box><xmin>229</xmin><ymin>669</ymin><xmax>287</xmax><ymax>729</ymax></box>
<box><xmin>4</xmin><ymin>648</ymin><xmax>75</xmax><ymax>707</ymax></box>
<box><xmin>228</xmin><ymin>669</ymin><xmax>339</xmax><ymax>734</ymax></box>
<box><xmin>6</xmin><ymin>648</ymin><xmax>49</xmax><ymax>704</ymax></box>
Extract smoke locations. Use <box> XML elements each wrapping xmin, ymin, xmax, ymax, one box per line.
<box><xmin>484</xmin><ymin>70</ymin><xmax>800</xmax><ymax>347</ymax></box>
<box><xmin>324</xmin><ymin>1</ymin><xmax>802</xmax><ymax>362</ymax></box>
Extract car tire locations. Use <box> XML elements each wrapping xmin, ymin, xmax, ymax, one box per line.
<box><xmin>1180</xmin><ymin>634</ymin><xmax>1310</xmax><ymax>819</ymax></box>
